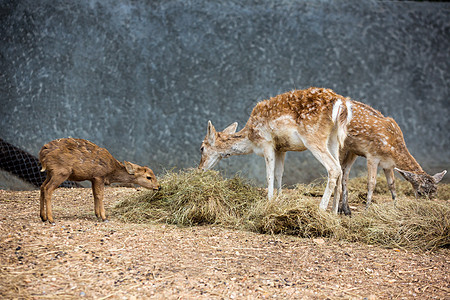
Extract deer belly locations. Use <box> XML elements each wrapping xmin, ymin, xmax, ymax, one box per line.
<box><xmin>379</xmin><ymin>158</ymin><xmax>395</xmax><ymax>169</ymax></box>
<box><xmin>68</xmin><ymin>162</ymin><xmax>107</xmax><ymax>181</ymax></box>
<box><xmin>274</xmin><ymin>130</ymin><xmax>307</xmax><ymax>152</ymax></box>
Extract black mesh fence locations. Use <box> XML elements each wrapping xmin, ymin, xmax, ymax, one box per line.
<box><xmin>0</xmin><ymin>138</ymin><xmax>81</xmax><ymax>188</ymax></box>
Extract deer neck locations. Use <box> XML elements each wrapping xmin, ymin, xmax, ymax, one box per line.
<box><xmin>220</xmin><ymin>128</ymin><xmax>254</xmax><ymax>157</ymax></box>
<box><xmin>392</xmin><ymin>144</ymin><xmax>425</xmax><ymax>174</ymax></box>
<box><xmin>107</xmin><ymin>161</ymin><xmax>134</xmax><ymax>184</ymax></box>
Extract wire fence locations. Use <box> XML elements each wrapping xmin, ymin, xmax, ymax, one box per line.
<box><xmin>0</xmin><ymin>138</ymin><xmax>81</xmax><ymax>188</ymax></box>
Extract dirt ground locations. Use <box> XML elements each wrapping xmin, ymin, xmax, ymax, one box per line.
<box><xmin>0</xmin><ymin>187</ymin><xmax>448</xmax><ymax>299</ymax></box>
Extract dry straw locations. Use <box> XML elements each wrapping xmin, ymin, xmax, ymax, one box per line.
<box><xmin>112</xmin><ymin>169</ymin><xmax>449</xmax><ymax>250</ymax></box>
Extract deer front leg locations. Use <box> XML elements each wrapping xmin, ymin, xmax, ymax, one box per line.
<box><xmin>264</xmin><ymin>147</ymin><xmax>276</xmax><ymax>200</ymax></box>
<box><xmin>92</xmin><ymin>178</ymin><xmax>107</xmax><ymax>221</ymax></box>
<box><xmin>383</xmin><ymin>168</ymin><xmax>396</xmax><ymax>205</ymax></box>
<box><xmin>366</xmin><ymin>158</ymin><xmax>380</xmax><ymax>209</ymax></box>
<box><xmin>274</xmin><ymin>151</ymin><xmax>286</xmax><ymax>195</ymax></box>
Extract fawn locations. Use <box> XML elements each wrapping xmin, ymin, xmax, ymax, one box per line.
<box><xmin>39</xmin><ymin>138</ymin><xmax>160</xmax><ymax>223</ymax></box>
<box><xmin>338</xmin><ymin>101</ymin><xmax>446</xmax><ymax>215</ymax></box>
<box><xmin>198</xmin><ymin>87</ymin><xmax>352</xmax><ymax>213</ymax></box>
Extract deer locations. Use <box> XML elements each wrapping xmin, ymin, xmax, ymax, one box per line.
<box><xmin>338</xmin><ymin>100</ymin><xmax>447</xmax><ymax>215</ymax></box>
<box><xmin>39</xmin><ymin>138</ymin><xmax>160</xmax><ymax>224</ymax></box>
<box><xmin>198</xmin><ymin>87</ymin><xmax>352</xmax><ymax>213</ymax></box>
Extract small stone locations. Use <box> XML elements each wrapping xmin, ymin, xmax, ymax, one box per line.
<box><xmin>313</xmin><ymin>238</ymin><xmax>325</xmax><ymax>245</ymax></box>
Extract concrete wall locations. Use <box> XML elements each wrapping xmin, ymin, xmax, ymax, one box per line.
<box><xmin>1</xmin><ymin>0</ymin><xmax>449</xmax><ymax>187</ymax></box>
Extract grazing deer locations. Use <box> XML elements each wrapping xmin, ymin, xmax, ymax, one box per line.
<box><xmin>39</xmin><ymin>138</ymin><xmax>160</xmax><ymax>223</ymax></box>
<box><xmin>338</xmin><ymin>101</ymin><xmax>447</xmax><ymax>215</ymax></box>
<box><xmin>198</xmin><ymin>87</ymin><xmax>352</xmax><ymax>213</ymax></box>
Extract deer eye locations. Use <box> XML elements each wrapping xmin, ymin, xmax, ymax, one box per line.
<box><xmin>200</xmin><ymin>146</ymin><xmax>204</xmax><ymax>153</ymax></box>
<box><xmin>146</xmin><ymin>176</ymin><xmax>152</xmax><ymax>180</ymax></box>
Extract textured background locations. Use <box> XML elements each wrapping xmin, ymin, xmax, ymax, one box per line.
<box><xmin>1</xmin><ymin>0</ymin><xmax>449</xmax><ymax>187</ymax></box>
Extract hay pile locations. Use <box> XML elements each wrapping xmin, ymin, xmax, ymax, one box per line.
<box><xmin>113</xmin><ymin>169</ymin><xmax>265</xmax><ymax>227</ymax></box>
<box><xmin>112</xmin><ymin>170</ymin><xmax>450</xmax><ymax>250</ymax></box>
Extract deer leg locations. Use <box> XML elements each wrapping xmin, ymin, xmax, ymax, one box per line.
<box><xmin>308</xmin><ymin>145</ymin><xmax>342</xmax><ymax>212</ymax></box>
<box><xmin>92</xmin><ymin>180</ymin><xmax>100</xmax><ymax>218</ymax></box>
<box><xmin>274</xmin><ymin>151</ymin><xmax>286</xmax><ymax>195</ymax></box>
<box><xmin>264</xmin><ymin>147</ymin><xmax>276</xmax><ymax>200</ymax></box>
<box><xmin>339</xmin><ymin>152</ymin><xmax>357</xmax><ymax>216</ymax></box>
<box><xmin>328</xmin><ymin>133</ymin><xmax>344</xmax><ymax>214</ymax></box>
<box><xmin>42</xmin><ymin>174</ymin><xmax>67</xmax><ymax>224</ymax></box>
<box><xmin>92</xmin><ymin>178</ymin><xmax>106</xmax><ymax>221</ymax></box>
<box><xmin>366</xmin><ymin>158</ymin><xmax>380</xmax><ymax>209</ymax></box>
<box><xmin>40</xmin><ymin>177</ymin><xmax>50</xmax><ymax>221</ymax></box>
<box><xmin>383</xmin><ymin>167</ymin><xmax>397</xmax><ymax>205</ymax></box>
<box><xmin>332</xmin><ymin>175</ymin><xmax>342</xmax><ymax>214</ymax></box>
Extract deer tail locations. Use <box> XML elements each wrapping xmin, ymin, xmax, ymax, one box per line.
<box><xmin>38</xmin><ymin>149</ymin><xmax>47</xmax><ymax>172</ymax></box>
<box><xmin>332</xmin><ymin>98</ymin><xmax>352</xmax><ymax>148</ymax></box>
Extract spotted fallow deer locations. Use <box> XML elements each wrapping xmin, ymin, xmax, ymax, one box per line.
<box><xmin>39</xmin><ymin>138</ymin><xmax>160</xmax><ymax>223</ymax></box>
<box><xmin>338</xmin><ymin>101</ymin><xmax>447</xmax><ymax>215</ymax></box>
<box><xmin>198</xmin><ymin>87</ymin><xmax>352</xmax><ymax>213</ymax></box>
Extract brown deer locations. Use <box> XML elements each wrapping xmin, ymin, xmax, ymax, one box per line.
<box><xmin>338</xmin><ymin>101</ymin><xmax>447</xmax><ymax>215</ymax></box>
<box><xmin>39</xmin><ymin>138</ymin><xmax>160</xmax><ymax>223</ymax></box>
<box><xmin>198</xmin><ymin>87</ymin><xmax>352</xmax><ymax>213</ymax></box>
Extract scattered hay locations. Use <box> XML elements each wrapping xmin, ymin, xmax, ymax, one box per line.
<box><xmin>112</xmin><ymin>170</ymin><xmax>450</xmax><ymax>250</ymax></box>
<box><xmin>245</xmin><ymin>191</ymin><xmax>339</xmax><ymax>238</ymax></box>
<box><xmin>436</xmin><ymin>182</ymin><xmax>450</xmax><ymax>200</ymax></box>
<box><xmin>340</xmin><ymin>199</ymin><xmax>450</xmax><ymax>250</ymax></box>
<box><xmin>345</xmin><ymin>175</ymin><xmax>417</xmax><ymax>204</ymax></box>
<box><xmin>0</xmin><ymin>268</ymin><xmax>32</xmax><ymax>299</ymax></box>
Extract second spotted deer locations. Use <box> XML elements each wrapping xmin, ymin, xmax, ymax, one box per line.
<box><xmin>198</xmin><ymin>87</ymin><xmax>352</xmax><ymax>213</ymax></box>
<box><xmin>339</xmin><ymin>101</ymin><xmax>446</xmax><ymax>215</ymax></box>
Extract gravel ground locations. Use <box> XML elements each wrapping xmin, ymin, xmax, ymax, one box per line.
<box><xmin>0</xmin><ymin>187</ymin><xmax>448</xmax><ymax>299</ymax></box>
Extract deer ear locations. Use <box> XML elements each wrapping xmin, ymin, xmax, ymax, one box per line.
<box><xmin>124</xmin><ymin>161</ymin><xmax>136</xmax><ymax>175</ymax></box>
<box><xmin>207</xmin><ymin>120</ymin><xmax>216</xmax><ymax>145</ymax></box>
<box><xmin>394</xmin><ymin>168</ymin><xmax>420</xmax><ymax>183</ymax></box>
<box><xmin>223</xmin><ymin>122</ymin><xmax>238</xmax><ymax>135</ymax></box>
<box><xmin>432</xmin><ymin>170</ymin><xmax>447</xmax><ymax>184</ymax></box>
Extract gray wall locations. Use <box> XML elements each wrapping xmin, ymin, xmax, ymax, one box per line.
<box><xmin>1</xmin><ymin>0</ymin><xmax>449</xmax><ymax>187</ymax></box>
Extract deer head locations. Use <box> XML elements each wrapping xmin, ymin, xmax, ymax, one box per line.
<box><xmin>394</xmin><ymin>168</ymin><xmax>447</xmax><ymax>198</ymax></box>
<box><xmin>124</xmin><ymin>161</ymin><xmax>160</xmax><ymax>190</ymax></box>
<box><xmin>198</xmin><ymin>120</ymin><xmax>239</xmax><ymax>170</ymax></box>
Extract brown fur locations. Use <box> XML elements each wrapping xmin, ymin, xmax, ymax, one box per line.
<box><xmin>39</xmin><ymin>138</ymin><xmax>160</xmax><ymax>223</ymax></box>
<box><xmin>199</xmin><ymin>87</ymin><xmax>352</xmax><ymax>213</ymax></box>
<box><xmin>249</xmin><ymin>88</ymin><xmax>345</xmax><ymax>126</ymax></box>
<box><xmin>343</xmin><ymin>101</ymin><xmax>423</xmax><ymax>172</ymax></box>
<box><xmin>339</xmin><ymin>101</ymin><xmax>446</xmax><ymax>215</ymax></box>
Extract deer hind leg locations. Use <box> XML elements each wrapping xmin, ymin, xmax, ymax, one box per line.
<box><xmin>307</xmin><ymin>144</ymin><xmax>342</xmax><ymax>212</ymax></box>
<box><xmin>339</xmin><ymin>152</ymin><xmax>358</xmax><ymax>216</ymax></box>
<box><xmin>383</xmin><ymin>167</ymin><xmax>396</xmax><ymax>205</ymax></box>
<box><xmin>41</xmin><ymin>172</ymin><xmax>68</xmax><ymax>224</ymax></box>
<box><xmin>40</xmin><ymin>177</ymin><xmax>50</xmax><ymax>221</ymax></box>
<box><xmin>92</xmin><ymin>178</ymin><xmax>106</xmax><ymax>221</ymax></box>
<box><xmin>328</xmin><ymin>133</ymin><xmax>344</xmax><ymax>214</ymax></box>
<box><xmin>366</xmin><ymin>157</ymin><xmax>380</xmax><ymax>209</ymax></box>
<box><xmin>274</xmin><ymin>151</ymin><xmax>286</xmax><ymax>195</ymax></box>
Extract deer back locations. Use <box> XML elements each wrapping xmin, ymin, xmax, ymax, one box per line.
<box><xmin>40</xmin><ymin>138</ymin><xmax>120</xmax><ymax>180</ymax></box>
